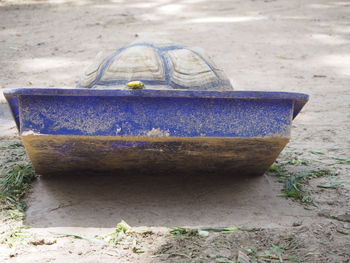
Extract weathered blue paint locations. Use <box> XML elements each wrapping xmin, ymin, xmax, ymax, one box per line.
<box><xmin>6</xmin><ymin>88</ymin><xmax>308</xmax><ymax>114</ymax></box>
<box><xmin>5</xmin><ymin>95</ymin><xmax>20</xmax><ymax>129</ymax></box>
<box><xmin>4</xmin><ymin>88</ymin><xmax>308</xmax><ymax>134</ymax></box>
<box><xmin>18</xmin><ymin>95</ymin><xmax>293</xmax><ymax>137</ymax></box>
<box><xmin>4</xmin><ymin>88</ymin><xmax>308</xmax><ymax>176</ymax></box>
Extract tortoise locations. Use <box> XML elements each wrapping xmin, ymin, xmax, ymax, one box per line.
<box><xmin>78</xmin><ymin>40</ymin><xmax>233</xmax><ymax>91</ymax></box>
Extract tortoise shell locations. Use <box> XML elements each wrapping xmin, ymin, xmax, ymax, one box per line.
<box><xmin>78</xmin><ymin>41</ymin><xmax>233</xmax><ymax>91</ymax></box>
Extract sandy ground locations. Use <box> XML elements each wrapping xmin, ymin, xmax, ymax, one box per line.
<box><xmin>0</xmin><ymin>0</ymin><xmax>350</xmax><ymax>262</ymax></box>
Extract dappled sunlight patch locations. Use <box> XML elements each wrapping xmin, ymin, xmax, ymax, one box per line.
<box><xmin>109</xmin><ymin>0</ymin><xmax>126</xmax><ymax>3</ymax></box>
<box><xmin>310</xmin><ymin>1</ymin><xmax>350</xmax><ymax>9</ymax></box>
<box><xmin>317</xmin><ymin>54</ymin><xmax>350</xmax><ymax>77</ymax></box>
<box><xmin>150</xmin><ymin>0</ymin><xmax>174</xmax><ymax>4</ymax></box>
<box><xmin>138</xmin><ymin>13</ymin><xmax>163</xmax><ymax>22</ymax></box>
<box><xmin>308</xmin><ymin>3</ymin><xmax>336</xmax><ymax>9</ymax></box>
<box><xmin>157</xmin><ymin>4</ymin><xmax>184</xmax><ymax>15</ymax></box>
<box><xmin>0</xmin><ymin>0</ymin><xmax>91</xmax><ymax>6</ymax></box>
<box><xmin>46</xmin><ymin>0</ymin><xmax>75</xmax><ymax>4</ymax></box>
<box><xmin>124</xmin><ymin>0</ymin><xmax>174</xmax><ymax>9</ymax></box>
<box><xmin>333</xmin><ymin>25</ymin><xmax>350</xmax><ymax>34</ymax></box>
<box><xmin>311</xmin><ymin>34</ymin><xmax>350</xmax><ymax>45</ymax></box>
<box><xmin>0</xmin><ymin>28</ymin><xmax>21</xmax><ymax>38</ymax></box>
<box><xmin>131</xmin><ymin>3</ymin><xmax>187</xmax><ymax>21</ymax></box>
<box><xmin>19</xmin><ymin>57</ymin><xmax>81</xmax><ymax>72</ymax></box>
<box><xmin>333</xmin><ymin>1</ymin><xmax>350</xmax><ymax>7</ymax></box>
<box><xmin>275</xmin><ymin>15</ymin><xmax>310</xmax><ymax>21</ymax></box>
<box><xmin>186</xmin><ymin>16</ymin><xmax>268</xmax><ymax>24</ymax></box>
<box><xmin>181</xmin><ymin>0</ymin><xmax>206</xmax><ymax>3</ymax></box>
<box><xmin>126</xmin><ymin>2</ymin><xmax>159</xmax><ymax>9</ymax></box>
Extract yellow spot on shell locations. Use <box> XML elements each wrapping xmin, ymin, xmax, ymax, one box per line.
<box><xmin>127</xmin><ymin>81</ymin><xmax>145</xmax><ymax>89</ymax></box>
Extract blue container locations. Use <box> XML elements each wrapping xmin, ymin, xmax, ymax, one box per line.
<box><xmin>4</xmin><ymin>88</ymin><xmax>308</xmax><ymax>176</ymax></box>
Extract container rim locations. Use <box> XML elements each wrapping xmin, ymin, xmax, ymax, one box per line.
<box><xmin>3</xmin><ymin>88</ymin><xmax>309</xmax><ymax>119</ymax></box>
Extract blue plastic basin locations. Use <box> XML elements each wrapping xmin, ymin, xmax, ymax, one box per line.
<box><xmin>4</xmin><ymin>88</ymin><xmax>308</xmax><ymax>176</ymax></box>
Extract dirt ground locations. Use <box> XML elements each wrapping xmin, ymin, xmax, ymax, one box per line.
<box><xmin>0</xmin><ymin>0</ymin><xmax>350</xmax><ymax>262</ymax></box>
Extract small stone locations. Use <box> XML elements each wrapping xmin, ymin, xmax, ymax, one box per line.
<box><xmin>198</xmin><ymin>230</ymin><xmax>209</xmax><ymax>237</ymax></box>
<box><xmin>237</xmin><ymin>251</ymin><xmax>252</xmax><ymax>263</ymax></box>
<box><xmin>292</xmin><ymin>221</ymin><xmax>303</xmax><ymax>227</ymax></box>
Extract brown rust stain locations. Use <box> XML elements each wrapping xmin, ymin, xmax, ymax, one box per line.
<box><xmin>22</xmin><ymin>134</ymin><xmax>289</xmax><ymax>176</ymax></box>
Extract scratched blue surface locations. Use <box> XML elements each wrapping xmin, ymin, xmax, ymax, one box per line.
<box><xmin>16</xmin><ymin>94</ymin><xmax>293</xmax><ymax>137</ymax></box>
<box><xmin>3</xmin><ymin>88</ymin><xmax>310</xmax><ymax>175</ymax></box>
<box><xmin>5</xmin><ymin>96</ymin><xmax>20</xmax><ymax>129</ymax></box>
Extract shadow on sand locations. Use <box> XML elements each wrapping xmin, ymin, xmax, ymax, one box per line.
<box><xmin>25</xmin><ymin>171</ymin><xmax>311</xmax><ymax>228</ymax></box>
